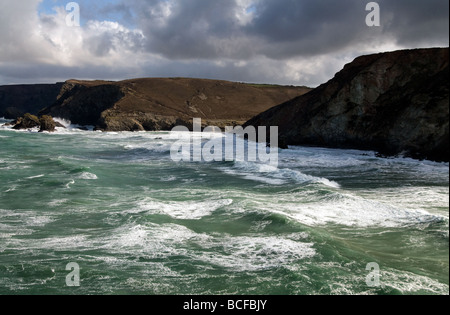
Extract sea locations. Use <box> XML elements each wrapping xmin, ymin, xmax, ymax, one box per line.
<box><xmin>0</xmin><ymin>117</ymin><xmax>448</xmax><ymax>295</ymax></box>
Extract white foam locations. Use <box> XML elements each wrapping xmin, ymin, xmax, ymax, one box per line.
<box><xmin>24</xmin><ymin>215</ymin><xmax>54</xmax><ymax>227</ymax></box>
<box><xmin>196</xmin><ymin>235</ymin><xmax>316</xmax><ymax>271</ymax></box>
<box><xmin>101</xmin><ymin>223</ymin><xmax>203</xmax><ymax>258</ymax></box>
<box><xmin>0</xmin><ymin>211</ymin><xmax>34</xmax><ymax>240</ymax></box>
<box><xmin>65</xmin><ymin>180</ymin><xmax>75</xmax><ymax>188</ymax></box>
<box><xmin>3</xmin><ymin>185</ymin><xmax>17</xmax><ymax>193</ymax></box>
<box><xmin>0</xmin><ymin>118</ymin><xmax>12</xmax><ymax>129</ymax></box>
<box><xmin>252</xmin><ymin>190</ymin><xmax>446</xmax><ymax>228</ymax></box>
<box><xmin>0</xmin><ymin>209</ymin><xmax>55</xmax><ymax>242</ymax></box>
<box><xmin>283</xmin><ymin>146</ymin><xmax>373</xmax><ymax>167</ymax></box>
<box><xmin>219</xmin><ymin>161</ymin><xmax>340</xmax><ymax>188</ymax></box>
<box><xmin>26</xmin><ymin>174</ymin><xmax>45</xmax><ymax>179</ymax></box>
<box><xmin>221</xmin><ymin>167</ymin><xmax>287</xmax><ymax>185</ymax></box>
<box><xmin>48</xmin><ymin>199</ymin><xmax>69</xmax><ymax>207</ymax></box>
<box><xmin>357</xmin><ymin>186</ymin><xmax>449</xmax><ymax>219</ymax></box>
<box><xmin>160</xmin><ymin>175</ymin><xmax>177</xmax><ymax>182</ymax></box>
<box><xmin>53</xmin><ymin>117</ymin><xmax>71</xmax><ymax>128</ymax></box>
<box><xmin>30</xmin><ymin>235</ymin><xmax>89</xmax><ymax>250</ymax></box>
<box><xmin>100</xmin><ymin>223</ymin><xmax>315</xmax><ymax>272</ymax></box>
<box><xmin>138</xmin><ymin>198</ymin><xmax>233</xmax><ymax>220</ymax></box>
<box><xmin>77</xmin><ymin>172</ymin><xmax>98</xmax><ymax>180</ymax></box>
<box><xmin>276</xmin><ymin>168</ymin><xmax>340</xmax><ymax>188</ymax></box>
<box><xmin>381</xmin><ymin>268</ymin><xmax>449</xmax><ymax>295</ymax></box>
<box><xmin>46</xmin><ymin>118</ymin><xmax>95</xmax><ymax>133</ymax></box>
<box><xmin>123</xmin><ymin>141</ymin><xmax>173</xmax><ymax>154</ymax></box>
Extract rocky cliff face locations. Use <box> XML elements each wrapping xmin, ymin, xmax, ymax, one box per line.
<box><xmin>41</xmin><ymin>80</ymin><xmax>125</xmax><ymax>126</ymax></box>
<box><xmin>0</xmin><ymin>83</ymin><xmax>64</xmax><ymax>119</ymax></box>
<box><xmin>246</xmin><ymin>48</ymin><xmax>449</xmax><ymax>162</ymax></box>
<box><xmin>40</xmin><ymin>78</ymin><xmax>310</xmax><ymax>131</ymax></box>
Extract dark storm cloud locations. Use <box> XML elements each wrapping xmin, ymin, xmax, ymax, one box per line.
<box><xmin>128</xmin><ymin>0</ymin><xmax>448</xmax><ymax>60</ymax></box>
<box><xmin>130</xmin><ymin>0</ymin><xmax>245</xmax><ymax>59</ymax></box>
<box><xmin>382</xmin><ymin>0</ymin><xmax>449</xmax><ymax>46</ymax></box>
<box><xmin>246</xmin><ymin>0</ymin><xmax>363</xmax><ymax>43</ymax></box>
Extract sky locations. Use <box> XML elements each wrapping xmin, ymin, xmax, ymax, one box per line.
<box><xmin>0</xmin><ymin>0</ymin><xmax>448</xmax><ymax>87</ymax></box>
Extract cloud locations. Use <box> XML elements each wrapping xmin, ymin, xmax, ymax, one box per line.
<box><xmin>129</xmin><ymin>0</ymin><xmax>449</xmax><ymax>60</ymax></box>
<box><xmin>382</xmin><ymin>0</ymin><xmax>449</xmax><ymax>46</ymax></box>
<box><xmin>0</xmin><ymin>0</ymin><xmax>49</xmax><ymax>62</ymax></box>
<box><xmin>0</xmin><ymin>0</ymin><xmax>448</xmax><ymax>87</ymax></box>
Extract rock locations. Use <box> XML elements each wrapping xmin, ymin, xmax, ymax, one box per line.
<box><xmin>277</xmin><ymin>137</ymin><xmax>289</xmax><ymax>149</ymax></box>
<box><xmin>11</xmin><ymin>114</ymin><xmax>64</xmax><ymax>132</ymax></box>
<box><xmin>40</xmin><ymin>82</ymin><xmax>125</xmax><ymax>126</ymax></box>
<box><xmin>39</xmin><ymin>115</ymin><xmax>57</xmax><ymax>132</ymax></box>
<box><xmin>13</xmin><ymin>113</ymin><xmax>40</xmax><ymax>130</ymax></box>
<box><xmin>246</xmin><ymin>48</ymin><xmax>449</xmax><ymax>162</ymax></box>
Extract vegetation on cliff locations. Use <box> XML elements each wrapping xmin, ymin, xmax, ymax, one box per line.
<box><xmin>39</xmin><ymin>78</ymin><xmax>311</xmax><ymax>131</ymax></box>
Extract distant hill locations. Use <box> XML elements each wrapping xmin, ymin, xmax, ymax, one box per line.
<box><xmin>35</xmin><ymin>78</ymin><xmax>310</xmax><ymax>131</ymax></box>
<box><xmin>0</xmin><ymin>83</ymin><xmax>64</xmax><ymax>119</ymax></box>
<box><xmin>246</xmin><ymin>48</ymin><xmax>449</xmax><ymax>162</ymax></box>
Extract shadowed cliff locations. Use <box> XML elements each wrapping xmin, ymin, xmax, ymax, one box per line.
<box><xmin>0</xmin><ymin>83</ymin><xmax>64</xmax><ymax>119</ymax></box>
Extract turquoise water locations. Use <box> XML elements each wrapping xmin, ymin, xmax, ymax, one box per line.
<box><xmin>0</xmin><ymin>118</ymin><xmax>448</xmax><ymax>295</ymax></box>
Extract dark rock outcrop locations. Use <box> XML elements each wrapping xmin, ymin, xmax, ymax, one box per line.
<box><xmin>40</xmin><ymin>78</ymin><xmax>311</xmax><ymax>131</ymax></box>
<box><xmin>12</xmin><ymin>114</ymin><xmax>63</xmax><ymax>132</ymax></box>
<box><xmin>246</xmin><ymin>48</ymin><xmax>449</xmax><ymax>162</ymax></box>
<box><xmin>13</xmin><ymin>113</ymin><xmax>40</xmax><ymax>130</ymax></box>
<box><xmin>39</xmin><ymin>115</ymin><xmax>57</xmax><ymax>132</ymax></box>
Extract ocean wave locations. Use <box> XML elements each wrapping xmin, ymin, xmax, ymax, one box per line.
<box><xmin>47</xmin><ymin>199</ymin><xmax>69</xmax><ymax>207</ymax></box>
<box><xmin>195</xmin><ymin>235</ymin><xmax>316</xmax><ymax>271</ymax></box>
<box><xmin>136</xmin><ymin>197</ymin><xmax>233</xmax><ymax>220</ymax></box>
<box><xmin>25</xmin><ymin>174</ymin><xmax>45</xmax><ymax>180</ymax></box>
<box><xmin>77</xmin><ymin>172</ymin><xmax>98</xmax><ymax>180</ymax></box>
<box><xmin>0</xmin><ymin>117</ymin><xmax>12</xmax><ymax>126</ymax></box>
<box><xmin>283</xmin><ymin>146</ymin><xmax>450</xmax><ymax>172</ymax></box>
<box><xmin>53</xmin><ymin>117</ymin><xmax>71</xmax><ymax>128</ymax></box>
<box><xmin>53</xmin><ymin>117</ymin><xmax>95</xmax><ymax>131</ymax></box>
<box><xmin>261</xmin><ymin>190</ymin><xmax>446</xmax><ymax>228</ymax></box>
<box><xmin>0</xmin><ymin>209</ymin><xmax>55</xmax><ymax>241</ymax></box>
<box><xmin>65</xmin><ymin>180</ymin><xmax>75</xmax><ymax>189</ymax></box>
<box><xmin>283</xmin><ymin>146</ymin><xmax>376</xmax><ymax>168</ymax></box>
<box><xmin>381</xmin><ymin>268</ymin><xmax>449</xmax><ymax>295</ymax></box>
<box><xmin>123</xmin><ymin>143</ymin><xmax>172</xmax><ymax>154</ymax></box>
<box><xmin>219</xmin><ymin>161</ymin><xmax>340</xmax><ymax>188</ymax></box>
<box><xmin>100</xmin><ymin>223</ymin><xmax>202</xmax><ymax>256</ymax></box>
<box><xmin>100</xmin><ymin>223</ymin><xmax>315</xmax><ymax>272</ymax></box>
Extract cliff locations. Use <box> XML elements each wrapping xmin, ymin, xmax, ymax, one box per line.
<box><xmin>246</xmin><ymin>48</ymin><xmax>449</xmax><ymax>162</ymax></box>
<box><xmin>40</xmin><ymin>78</ymin><xmax>311</xmax><ymax>131</ymax></box>
<box><xmin>0</xmin><ymin>83</ymin><xmax>64</xmax><ymax>119</ymax></box>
